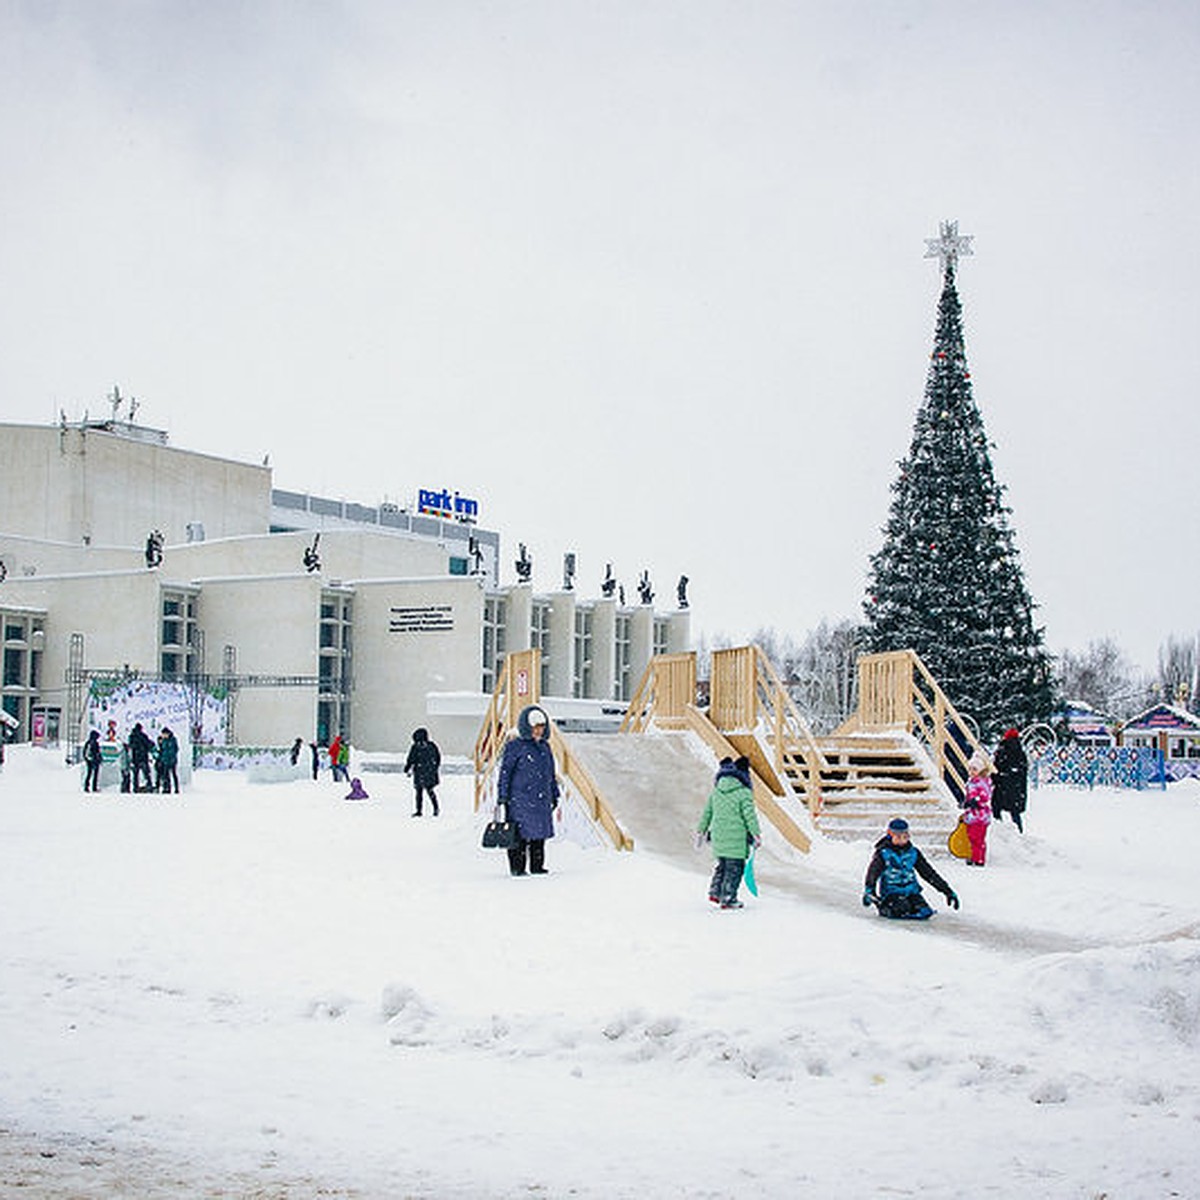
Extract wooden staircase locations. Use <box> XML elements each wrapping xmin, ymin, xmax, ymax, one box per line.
<box><xmin>705</xmin><ymin>645</ymin><xmax>979</xmax><ymax>844</ymax></box>
<box><xmin>808</xmin><ymin>732</ymin><xmax>955</xmax><ymax>842</ymax></box>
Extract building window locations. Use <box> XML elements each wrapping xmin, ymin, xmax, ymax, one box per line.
<box><xmin>614</xmin><ymin>613</ymin><xmax>632</xmax><ymax>701</ymax></box>
<box><xmin>653</xmin><ymin>617</ymin><xmax>669</xmax><ymax>658</ymax></box>
<box><xmin>160</xmin><ymin>589</ymin><xmax>199</xmax><ymax>679</ymax></box>
<box><xmin>532</xmin><ymin>601</ymin><xmax>551</xmax><ymax>695</ymax></box>
<box><xmin>482</xmin><ymin>595</ymin><xmax>507</xmax><ymax>693</ymax></box>
<box><xmin>3</xmin><ymin>647</ymin><xmax>23</xmax><ymax>687</ymax></box>
<box><xmin>0</xmin><ymin>609</ymin><xmax>43</xmax><ymax>740</ymax></box>
<box><xmin>318</xmin><ymin>592</ymin><xmax>353</xmax><ymax>742</ymax></box>
<box><xmin>574</xmin><ymin>607</ymin><xmax>593</xmax><ymax>699</ymax></box>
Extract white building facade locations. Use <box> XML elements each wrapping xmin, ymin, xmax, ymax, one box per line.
<box><xmin>0</xmin><ymin>420</ymin><xmax>690</xmax><ymax>757</ymax></box>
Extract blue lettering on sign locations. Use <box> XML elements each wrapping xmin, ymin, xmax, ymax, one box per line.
<box><xmin>418</xmin><ymin>487</ymin><xmax>479</xmax><ymax>522</ymax></box>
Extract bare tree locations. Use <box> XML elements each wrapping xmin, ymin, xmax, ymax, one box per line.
<box><xmin>1057</xmin><ymin>639</ymin><xmax>1148</xmax><ymax>721</ymax></box>
<box><xmin>787</xmin><ymin>619</ymin><xmax>864</xmax><ymax>733</ymax></box>
<box><xmin>1156</xmin><ymin>633</ymin><xmax>1199</xmax><ymax>711</ymax></box>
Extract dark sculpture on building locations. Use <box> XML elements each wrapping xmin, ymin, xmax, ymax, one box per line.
<box><xmin>144</xmin><ymin>530</ymin><xmax>164</xmax><ymax>569</ymax></box>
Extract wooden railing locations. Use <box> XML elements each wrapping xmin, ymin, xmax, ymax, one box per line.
<box><xmin>708</xmin><ymin>645</ymin><xmax>829</xmax><ymax>816</ymax></box>
<box><xmin>620</xmin><ymin>652</ymin><xmax>696</xmax><ymax>733</ymax></box>
<box><xmin>683</xmin><ymin>705</ymin><xmax>811</xmax><ymax>853</ymax></box>
<box><xmin>473</xmin><ymin>647</ymin><xmax>632</xmax><ymax>851</ymax></box>
<box><xmin>549</xmin><ymin>726</ymin><xmax>634</xmax><ymax>851</ymax></box>
<box><xmin>473</xmin><ymin>648</ymin><xmax>542</xmax><ymax>812</ymax></box>
<box><xmin>856</xmin><ymin>649</ymin><xmax>982</xmax><ymax>802</ymax></box>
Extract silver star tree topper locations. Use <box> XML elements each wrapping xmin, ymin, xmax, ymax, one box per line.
<box><xmin>924</xmin><ymin>220</ymin><xmax>974</xmax><ymax>272</ymax></box>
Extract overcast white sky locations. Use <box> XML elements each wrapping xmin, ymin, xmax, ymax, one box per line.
<box><xmin>1</xmin><ymin>1</ymin><xmax>1196</xmax><ymax>673</ymax></box>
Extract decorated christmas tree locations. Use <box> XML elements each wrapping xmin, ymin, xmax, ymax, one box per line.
<box><xmin>863</xmin><ymin>222</ymin><xmax>1055</xmax><ymax>739</ymax></box>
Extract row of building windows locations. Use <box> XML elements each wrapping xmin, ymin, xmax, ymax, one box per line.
<box><xmin>1</xmin><ymin>611</ymin><xmax>44</xmax><ymax>730</ymax></box>
<box><xmin>481</xmin><ymin>597</ymin><xmax>670</xmax><ymax>702</ymax></box>
<box><xmin>318</xmin><ymin>594</ymin><xmax>353</xmax><ymax>745</ymax></box>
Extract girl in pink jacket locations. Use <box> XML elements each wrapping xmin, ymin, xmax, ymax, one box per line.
<box><xmin>963</xmin><ymin>753</ymin><xmax>993</xmax><ymax>866</ymax></box>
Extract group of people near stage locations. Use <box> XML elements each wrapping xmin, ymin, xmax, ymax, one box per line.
<box><xmin>82</xmin><ymin>722</ymin><xmax>180</xmax><ymax>793</ymax></box>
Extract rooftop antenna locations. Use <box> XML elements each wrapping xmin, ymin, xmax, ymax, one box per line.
<box><xmin>128</xmin><ymin>395</ymin><xmax>140</xmax><ymax>423</ymax></box>
<box><xmin>108</xmin><ymin>386</ymin><xmax>123</xmax><ymax>421</ymax></box>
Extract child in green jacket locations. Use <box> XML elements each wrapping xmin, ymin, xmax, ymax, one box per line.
<box><xmin>697</xmin><ymin>756</ymin><xmax>762</xmax><ymax>909</ymax></box>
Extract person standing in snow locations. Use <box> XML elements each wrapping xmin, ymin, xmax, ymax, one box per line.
<box><xmin>962</xmin><ymin>751</ymin><xmax>993</xmax><ymax>866</ymax></box>
<box><xmin>128</xmin><ymin>722</ymin><xmax>155</xmax><ymax>792</ymax></box>
<box><xmin>289</xmin><ymin>737</ymin><xmax>304</xmax><ymax>767</ymax></box>
<box><xmin>82</xmin><ymin>730</ymin><xmax>103</xmax><ymax>792</ymax></box>
<box><xmin>156</xmin><ymin>727</ymin><xmax>180</xmax><ymax>793</ymax></box>
<box><xmin>496</xmin><ymin>705</ymin><xmax>558</xmax><ymax>876</ymax></box>
<box><xmin>119</xmin><ymin>737</ymin><xmax>132</xmax><ymax>793</ymax></box>
<box><xmin>328</xmin><ymin>733</ymin><xmax>350</xmax><ymax>782</ymax></box>
<box><xmin>403</xmin><ymin>727</ymin><xmax>442</xmax><ymax>817</ymax></box>
<box><xmin>863</xmin><ymin>817</ymin><xmax>959</xmax><ymax>919</ymax></box>
<box><xmin>991</xmin><ymin>727</ymin><xmax>1028</xmax><ymax>832</ymax></box>
<box><xmin>697</xmin><ymin>755</ymin><xmax>762</xmax><ymax>910</ymax></box>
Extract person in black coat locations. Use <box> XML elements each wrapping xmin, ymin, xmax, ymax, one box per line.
<box><xmin>83</xmin><ymin>730</ymin><xmax>103</xmax><ymax>792</ymax></box>
<box><xmin>403</xmin><ymin>727</ymin><xmax>442</xmax><ymax>817</ymax></box>
<box><xmin>991</xmin><ymin>728</ymin><xmax>1029</xmax><ymax>832</ymax></box>
<box><xmin>128</xmin><ymin>723</ymin><xmax>155</xmax><ymax>792</ymax></box>
<box><xmin>156</xmin><ymin>727</ymin><xmax>180</xmax><ymax>793</ymax></box>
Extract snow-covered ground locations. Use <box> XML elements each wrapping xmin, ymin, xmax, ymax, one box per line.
<box><xmin>1</xmin><ymin>744</ymin><xmax>1197</xmax><ymax>1199</ymax></box>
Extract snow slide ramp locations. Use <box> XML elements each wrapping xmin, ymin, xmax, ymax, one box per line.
<box><xmin>559</xmin><ymin>731</ymin><xmax>721</xmax><ymax>863</ymax></box>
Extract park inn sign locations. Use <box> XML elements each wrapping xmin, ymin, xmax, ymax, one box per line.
<box><xmin>417</xmin><ymin>487</ymin><xmax>479</xmax><ymax>523</ymax></box>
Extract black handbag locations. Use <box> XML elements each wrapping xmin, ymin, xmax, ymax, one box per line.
<box><xmin>482</xmin><ymin>820</ymin><xmax>519</xmax><ymax>850</ymax></box>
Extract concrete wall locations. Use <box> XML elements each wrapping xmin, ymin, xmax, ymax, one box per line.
<box><xmin>1</xmin><ymin>571</ymin><xmax>163</xmax><ymax>685</ymax></box>
<box><xmin>347</xmin><ymin>576</ymin><xmax>486</xmax><ymax>753</ymax></box>
<box><xmin>198</xmin><ymin>575</ymin><xmax>324</xmax><ymax>747</ymax></box>
<box><xmin>591</xmin><ymin>598</ymin><xmax>617</xmax><ymax>700</ymax></box>
<box><xmin>173</xmin><ymin>527</ymin><xmax>450</xmax><ymax>583</ymax></box>
<box><xmin>0</xmin><ymin>424</ymin><xmax>270</xmax><ymax>547</ymax></box>
<box><xmin>544</xmin><ymin>590</ymin><xmax>576</xmax><ymax>698</ymax></box>
<box><xmin>629</xmin><ymin>606</ymin><xmax>655</xmax><ymax>690</ymax></box>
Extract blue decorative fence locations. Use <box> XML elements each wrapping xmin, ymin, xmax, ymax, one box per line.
<box><xmin>1031</xmin><ymin>745</ymin><xmax>1166</xmax><ymax>791</ymax></box>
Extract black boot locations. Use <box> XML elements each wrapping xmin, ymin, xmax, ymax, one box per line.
<box><xmin>507</xmin><ymin>841</ymin><xmax>528</xmax><ymax>876</ymax></box>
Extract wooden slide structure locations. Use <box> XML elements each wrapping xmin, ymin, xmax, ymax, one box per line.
<box><xmin>474</xmin><ymin>645</ymin><xmax>981</xmax><ymax>853</ymax></box>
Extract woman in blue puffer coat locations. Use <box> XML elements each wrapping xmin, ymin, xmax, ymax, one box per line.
<box><xmin>496</xmin><ymin>705</ymin><xmax>559</xmax><ymax>876</ymax></box>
